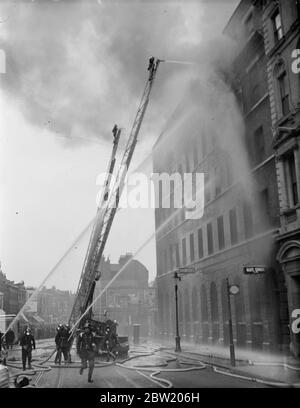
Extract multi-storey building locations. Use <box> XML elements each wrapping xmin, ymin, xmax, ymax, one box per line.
<box><xmin>0</xmin><ymin>267</ymin><xmax>27</xmax><ymax>316</ymax></box>
<box><xmin>93</xmin><ymin>253</ymin><xmax>155</xmax><ymax>337</ymax></box>
<box><xmin>152</xmin><ymin>0</ymin><xmax>295</xmax><ymax>355</ymax></box>
<box><xmin>37</xmin><ymin>286</ymin><xmax>75</xmax><ymax>326</ymax></box>
<box><xmin>257</xmin><ymin>0</ymin><xmax>300</xmax><ymax>357</ymax></box>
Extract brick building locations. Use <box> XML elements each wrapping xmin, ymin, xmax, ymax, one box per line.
<box><xmin>152</xmin><ymin>0</ymin><xmax>293</xmax><ymax>354</ymax></box>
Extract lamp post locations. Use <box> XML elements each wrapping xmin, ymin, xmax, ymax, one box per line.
<box><xmin>174</xmin><ymin>271</ymin><xmax>181</xmax><ymax>352</ymax></box>
<box><xmin>173</xmin><ymin>267</ymin><xmax>195</xmax><ymax>353</ymax></box>
<box><xmin>226</xmin><ymin>278</ymin><xmax>239</xmax><ymax>367</ymax></box>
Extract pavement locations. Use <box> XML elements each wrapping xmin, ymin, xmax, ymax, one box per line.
<box><xmin>4</xmin><ymin>338</ymin><xmax>300</xmax><ymax>388</ymax></box>
<box><xmin>157</xmin><ymin>339</ymin><xmax>300</xmax><ymax>387</ymax></box>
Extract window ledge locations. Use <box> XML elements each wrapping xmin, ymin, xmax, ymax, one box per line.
<box><xmin>282</xmin><ymin>205</ymin><xmax>300</xmax><ymax>216</ymax></box>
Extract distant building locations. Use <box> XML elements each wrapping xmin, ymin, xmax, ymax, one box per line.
<box><xmin>94</xmin><ymin>253</ymin><xmax>156</xmax><ymax>338</ymax></box>
<box><xmin>0</xmin><ymin>265</ymin><xmax>27</xmax><ymax>330</ymax></box>
<box><xmin>37</xmin><ymin>286</ymin><xmax>75</xmax><ymax>326</ymax></box>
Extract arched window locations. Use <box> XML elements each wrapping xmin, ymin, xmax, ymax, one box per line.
<box><xmin>234</xmin><ymin>277</ymin><xmax>247</xmax><ymax>347</ymax></box>
<box><xmin>274</xmin><ymin>59</ymin><xmax>290</xmax><ymax>118</ymax></box>
<box><xmin>221</xmin><ymin>279</ymin><xmax>229</xmax><ymax>346</ymax></box>
<box><xmin>178</xmin><ymin>291</ymin><xmax>183</xmax><ymax>323</ymax></box>
<box><xmin>248</xmin><ymin>276</ymin><xmax>263</xmax><ymax>349</ymax></box>
<box><xmin>184</xmin><ymin>287</ymin><xmax>190</xmax><ymax>323</ymax></box>
<box><xmin>192</xmin><ymin>287</ymin><xmax>199</xmax><ymax>322</ymax></box>
<box><xmin>164</xmin><ymin>293</ymin><xmax>170</xmax><ymax>334</ymax></box>
<box><xmin>200</xmin><ymin>284</ymin><xmax>209</xmax><ymax>342</ymax></box>
<box><xmin>296</xmin><ymin>38</ymin><xmax>300</xmax><ymax>99</ymax></box>
<box><xmin>210</xmin><ymin>282</ymin><xmax>219</xmax><ymax>342</ymax></box>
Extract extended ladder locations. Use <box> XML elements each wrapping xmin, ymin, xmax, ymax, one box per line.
<box><xmin>69</xmin><ymin>58</ymin><xmax>161</xmax><ymax>327</ymax></box>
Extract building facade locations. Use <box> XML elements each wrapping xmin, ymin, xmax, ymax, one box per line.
<box><xmin>0</xmin><ymin>267</ymin><xmax>27</xmax><ymax>316</ymax></box>
<box><xmin>37</xmin><ymin>286</ymin><xmax>75</xmax><ymax>326</ymax></box>
<box><xmin>152</xmin><ymin>0</ymin><xmax>299</xmax><ymax>356</ymax></box>
<box><xmin>257</xmin><ymin>0</ymin><xmax>300</xmax><ymax>356</ymax></box>
<box><xmin>94</xmin><ymin>253</ymin><xmax>156</xmax><ymax>338</ymax></box>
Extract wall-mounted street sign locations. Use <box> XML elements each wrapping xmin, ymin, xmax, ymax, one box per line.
<box><xmin>229</xmin><ymin>284</ymin><xmax>240</xmax><ymax>295</ymax></box>
<box><xmin>243</xmin><ymin>265</ymin><xmax>267</xmax><ymax>274</ymax></box>
<box><xmin>177</xmin><ymin>267</ymin><xmax>195</xmax><ymax>275</ymax></box>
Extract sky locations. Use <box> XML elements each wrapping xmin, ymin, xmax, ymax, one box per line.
<box><xmin>0</xmin><ymin>0</ymin><xmax>239</xmax><ymax>291</ymax></box>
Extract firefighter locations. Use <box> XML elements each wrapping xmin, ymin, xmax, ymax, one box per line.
<box><xmin>55</xmin><ymin>324</ymin><xmax>69</xmax><ymax>364</ymax></box>
<box><xmin>19</xmin><ymin>327</ymin><xmax>35</xmax><ymax>371</ymax></box>
<box><xmin>64</xmin><ymin>324</ymin><xmax>72</xmax><ymax>363</ymax></box>
<box><xmin>0</xmin><ymin>335</ymin><xmax>8</xmax><ymax>366</ymax></box>
<box><xmin>77</xmin><ymin>322</ymin><xmax>97</xmax><ymax>383</ymax></box>
<box><xmin>5</xmin><ymin>328</ymin><xmax>15</xmax><ymax>350</ymax></box>
<box><xmin>54</xmin><ymin>324</ymin><xmax>63</xmax><ymax>364</ymax></box>
<box><xmin>147</xmin><ymin>56</ymin><xmax>156</xmax><ymax>81</ymax></box>
<box><xmin>103</xmin><ymin>322</ymin><xmax>117</xmax><ymax>362</ymax></box>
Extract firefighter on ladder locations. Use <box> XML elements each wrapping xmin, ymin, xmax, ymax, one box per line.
<box><xmin>148</xmin><ymin>56</ymin><xmax>157</xmax><ymax>81</ymax></box>
<box><xmin>77</xmin><ymin>322</ymin><xmax>97</xmax><ymax>383</ymax></box>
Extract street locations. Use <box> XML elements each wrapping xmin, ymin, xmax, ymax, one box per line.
<box><xmin>6</xmin><ymin>339</ymin><xmax>271</xmax><ymax>388</ymax></box>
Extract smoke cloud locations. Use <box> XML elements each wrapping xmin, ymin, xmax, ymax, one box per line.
<box><xmin>0</xmin><ymin>0</ymin><xmax>239</xmax><ymax>147</ymax></box>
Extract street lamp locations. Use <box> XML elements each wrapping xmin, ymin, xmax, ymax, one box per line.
<box><xmin>173</xmin><ymin>267</ymin><xmax>195</xmax><ymax>353</ymax></box>
<box><xmin>226</xmin><ymin>278</ymin><xmax>240</xmax><ymax>367</ymax></box>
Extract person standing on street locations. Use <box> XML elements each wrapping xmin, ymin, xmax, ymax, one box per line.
<box><xmin>77</xmin><ymin>322</ymin><xmax>97</xmax><ymax>383</ymax></box>
<box><xmin>55</xmin><ymin>324</ymin><xmax>70</xmax><ymax>365</ymax></box>
<box><xmin>5</xmin><ymin>328</ymin><xmax>15</xmax><ymax>350</ymax></box>
<box><xmin>65</xmin><ymin>324</ymin><xmax>72</xmax><ymax>363</ymax></box>
<box><xmin>19</xmin><ymin>327</ymin><xmax>36</xmax><ymax>371</ymax></box>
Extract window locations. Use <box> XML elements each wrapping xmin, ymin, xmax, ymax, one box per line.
<box><xmin>272</xmin><ymin>9</ymin><xmax>283</xmax><ymax>43</ymax></box>
<box><xmin>226</xmin><ymin>161</ymin><xmax>233</xmax><ymax>186</ymax></box>
<box><xmin>250</xmin><ymin>84</ymin><xmax>260</xmax><ymax>107</ymax></box>
<box><xmin>190</xmin><ymin>233</ymin><xmax>195</xmax><ymax>263</ymax></box>
<box><xmin>198</xmin><ymin>228</ymin><xmax>203</xmax><ymax>259</ymax></box>
<box><xmin>205</xmin><ymin>172</ymin><xmax>211</xmax><ymax>203</ymax></box>
<box><xmin>258</xmin><ymin>188</ymin><xmax>272</xmax><ymax>229</ymax></box>
<box><xmin>254</xmin><ymin>126</ymin><xmax>265</xmax><ymax>164</ymax></box>
<box><xmin>202</xmin><ymin>131</ymin><xmax>207</xmax><ymax>157</ymax></box>
<box><xmin>244</xmin><ymin>12</ymin><xmax>254</xmax><ymax>37</ymax></box>
<box><xmin>243</xmin><ymin>202</ymin><xmax>254</xmax><ymax>239</ymax></box>
<box><xmin>164</xmin><ymin>249</ymin><xmax>168</xmax><ymax>273</ymax></box>
<box><xmin>207</xmin><ymin>223</ymin><xmax>214</xmax><ymax>255</ymax></box>
<box><xmin>285</xmin><ymin>154</ymin><xmax>299</xmax><ymax>207</ymax></box>
<box><xmin>217</xmin><ymin>216</ymin><xmax>225</xmax><ymax>250</ymax></box>
<box><xmin>169</xmin><ymin>245</ymin><xmax>173</xmax><ymax>271</ymax></box>
<box><xmin>215</xmin><ymin>167</ymin><xmax>221</xmax><ymax>197</ymax></box>
<box><xmin>175</xmin><ymin>243</ymin><xmax>180</xmax><ymax>267</ymax></box>
<box><xmin>178</xmin><ymin>164</ymin><xmax>185</xmax><ymax>221</ymax></box>
<box><xmin>229</xmin><ymin>208</ymin><xmax>238</xmax><ymax>245</ymax></box>
<box><xmin>182</xmin><ymin>238</ymin><xmax>187</xmax><ymax>266</ymax></box>
<box><xmin>278</xmin><ymin>71</ymin><xmax>290</xmax><ymax>116</ymax></box>
<box><xmin>185</xmin><ymin>149</ymin><xmax>190</xmax><ymax>173</ymax></box>
<box><xmin>193</xmin><ymin>136</ymin><xmax>198</xmax><ymax>168</ymax></box>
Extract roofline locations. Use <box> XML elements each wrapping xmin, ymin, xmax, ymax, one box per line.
<box><xmin>223</xmin><ymin>0</ymin><xmax>243</xmax><ymax>34</ymax></box>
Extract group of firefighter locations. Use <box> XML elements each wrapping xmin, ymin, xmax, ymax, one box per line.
<box><xmin>1</xmin><ymin>319</ymin><xmax>120</xmax><ymax>383</ymax></box>
<box><xmin>55</xmin><ymin>319</ymin><xmax>120</xmax><ymax>383</ymax></box>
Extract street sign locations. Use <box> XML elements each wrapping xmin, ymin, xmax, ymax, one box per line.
<box><xmin>243</xmin><ymin>265</ymin><xmax>267</xmax><ymax>274</ymax></box>
<box><xmin>229</xmin><ymin>284</ymin><xmax>240</xmax><ymax>295</ymax></box>
<box><xmin>177</xmin><ymin>267</ymin><xmax>195</xmax><ymax>275</ymax></box>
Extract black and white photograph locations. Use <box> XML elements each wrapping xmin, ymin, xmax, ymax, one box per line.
<box><xmin>0</xmin><ymin>0</ymin><xmax>300</xmax><ymax>395</ymax></box>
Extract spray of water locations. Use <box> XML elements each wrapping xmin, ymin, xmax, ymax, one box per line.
<box><xmin>2</xmin><ymin>218</ymin><xmax>95</xmax><ymax>337</ymax></box>
<box><xmin>69</xmin><ymin>203</ymin><xmax>185</xmax><ymax>336</ymax></box>
<box><xmin>162</xmin><ymin>60</ymin><xmax>196</xmax><ymax>66</ymax></box>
